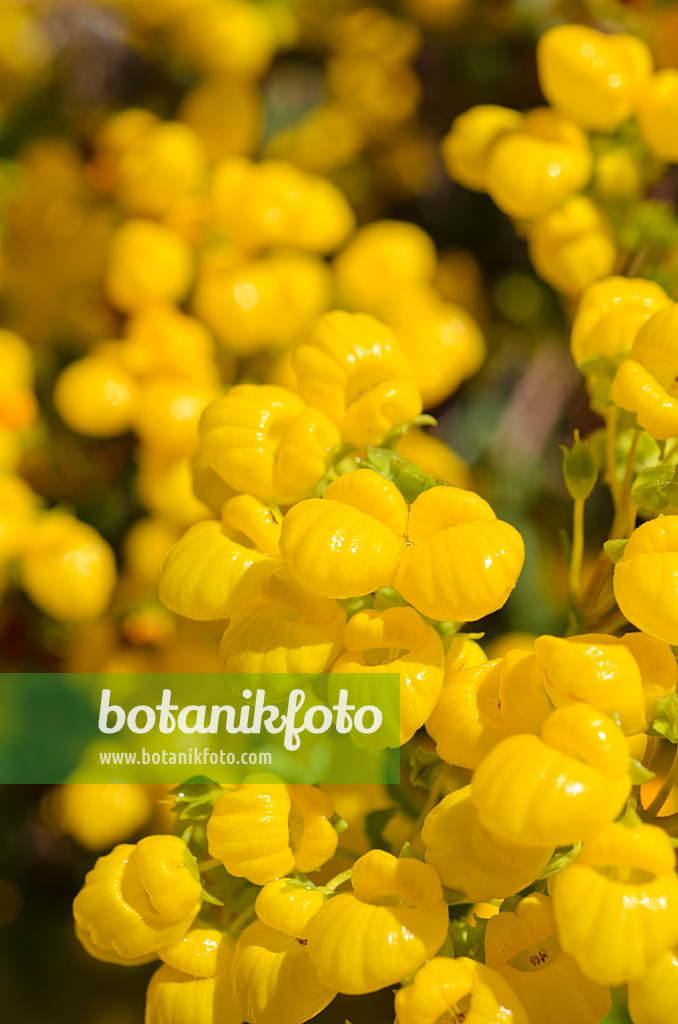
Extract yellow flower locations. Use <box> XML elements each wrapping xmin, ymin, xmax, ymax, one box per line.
<box><xmin>20</xmin><ymin>511</ymin><xmax>117</xmax><ymax>621</ymax></box>
<box><xmin>45</xmin><ymin>784</ymin><xmax>151</xmax><ymax>851</ymax></box>
<box><xmin>280</xmin><ymin>469</ymin><xmax>408</xmax><ymax>599</ymax></box>
<box><xmin>231</xmin><ymin>919</ymin><xmax>335</xmax><ymax>1024</ymax></box>
<box><xmin>198</xmin><ymin>385</ymin><xmax>341</xmax><ymax>506</ymax></box>
<box><xmin>395</xmin><ymin>429</ymin><xmax>472</xmax><ymax>489</ymax></box>
<box><xmin>305</xmin><ymin>850</ymin><xmax>449</xmax><ymax>994</ymax></box>
<box><xmin>137</xmin><ymin>452</ymin><xmax>212</xmax><ymax>527</ymax></box>
<box><xmin>255</xmin><ymin>878</ymin><xmax>326</xmax><ymax>938</ymax></box>
<box><xmin>171</xmin><ymin>0</ymin><xmax>276</xmax><ymax>80</ymax></box>
<box><xmin>627</xmin><ymin>949</ymin><xmax>678</xmax><ymax>1024</ymax></box>
<box><xmin>444</xmin><ymin>634</ymin><xmax>488</xmax><ymax>673</ymax></box>
<box><xmin>570</xmin><ymin>276</ymin><xmax>671</xmax><ymax>367</ymax></box>
<box><xmin>219</xmin><ymin>565</ymin><xmax>345</xmax><ymax>674</ymax></box>
<box><xmin>333</xmin><ymin>220</ymin><xmax>437</xmax><ymax>317</ymax></box>
<box><xmin>441</xmin><ymin>105</ymin><xmax>524</xmax><ymax>192</ymax></box>
<box><xmin>552</xmin><ymin>822</ymin><xmax>678</xmax><ymax>985</ymax></box>
<box><xmin>395</xmin><ymin>955</ymin><xmax>528</xmax><ymax>1024</ymax></box>
<box><xmin>637</xmin><ymin>70</ymin><xmax>678</xmax><ymax>163</ymax></box>
<box><xmin>484</xmin><ymin>893</ymin><xmax>611</xmax><ymax>1024</ymax></box>
<box><xmin>73</xmin><ymin>836</ymin><xmax>202</xmax><ymax>961</ymax></box>
<box><xmin>193</xmin><ymin>251</ymin><xmax>332</xmax><ymax>357</ymax></box>
<box><xmin>387</xmin><ymin>286</ymin><xmax>486</xmax><ymax>408</ymax></box>
<box><xmin>528</xmin><ymin>196</ymin><xmax>616</xmax><ymax>296</ymax></box>
<box><xmin>145</xmin><ymin>962</ymin><xmax>242</xmax><ymax>1024</ymax></box>
<box><xmin>105</xmin><ymin>219</ymin><xmax>193</xmax><ymax>313</ymax></box>
<box><xmin>426</xmin><ymin>659</ymin><xmax>509</xmax><ymax>769</ymax></box>
<box><xmin>206</xmin><ymin>784</ymin><xmax>338</xmax><ymax>885</ymax></box>
<box><xmin>159</xmin><ymin>921</ymin><xmax>236</xmax><ymax>978</ymax></box>
<box><xmin>0</xmin><ymin>473</ymin><xmax>38</xmax><ymax>564</ymax></box>
<box><xmin>179</xmin><ymin>75</ymin><xmax>262</xmax><ymax>162</ymax></box>
<box><xmin>158</xmin><ymin>494</ymin><xmax>281</xmax><ymax>620</ymax></box>
<box><xmin>611</xmin><ymin>304</ymin><xmax>678</xmax><ymax>439</ymax></box>
<box><xmin>210</xmin><ymin>157</ymin><xmax>354</xmax><ymax>254</ymax></box>
<box><xmin>531</xmin><ymin>633</ymin><xmax>648</xmax><ymax>735</ymax></box>
<box><xmin>393</xmin><ymin>485</ymin><xmax>525</xmax><ymax>622</ymax></box>
<box><xmin>292</xmin><ymin>310</ymin><xmax>422</xmax><ymax>447</ymax></box>
<box><xmin>498</xmin><ymin>648</ymin><xmax>554</xmax><ymax>735</ymax></box>
<box><xmin>594</xmin><ymin>147</ymin><xmax>643</xmax><ymax>200</ymax></box>
<box><xmin>486</xmin><ymin>108</ymin><xmax>593</xmax><ymax>220</ymax></box>
<box><xmin>613</xmin><ymin>516</ymin><xmax>678</xmax><ymax>643</ymax></box>
<box><xmin>537</xmin><ymin>25</ymin><xmax>653</xmax><ymax>131</ymax></box>
<box><xmin>120</xmin><ymin>303</ymin><xmax>218</xmax><ymax>384</ymax></box>
<box><xmin>329</xmin><ymin>606</ymin><xmax>445</xmax><ymax>745</ymax></box>
<box><xmin>134</xmin><ymin>377</ymin><xmax>217</xmax><ymax>457</ymax></box>
<box><xmin>471</xmin><ymin>703</ymin><xmax>631</xmax><ymax>847</ymax></box>
<box><xmin>620</xmin><ymin>630</ymin><xmax>678</xmax><ymax>722</ymax></box>
<box><xmin>115</xmin><ymin>120</ymin><xmax>206</xmax><ymax>217</ymax></box>
<box><xmin>54</xmin><ymin>353</ymin><xmax>140</xmax><ymax>438</ymax></box>
<box><xmin>422</xmin><ymin>785</ymin><xmax>552</xmax><ymax>902</ymax></box>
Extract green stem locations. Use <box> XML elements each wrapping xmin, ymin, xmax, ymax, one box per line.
<box><xmin>568</xmin><ymin>497</ymin><xmax>585</xmax><ymax>600</ymax></box>
<box><xmin>644</xmin><ymin>745</ymin><xmax>678</xmax><ymax>821</ymax></box>
<box><xmin>321</xmin><ymin>868</ymin><xmax>353</xmax><ymax>894</ymax></box>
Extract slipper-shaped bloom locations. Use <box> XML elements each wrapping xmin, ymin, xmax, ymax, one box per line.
<box><xmin>537</xmin><ymin>25</ymin><xmax>652</xmax><ymax>131</ymax></box>
<box><xmin>613</xmin><ymin>516</ymin><xmax>678</xmax><ymax>644</ymax></box>
<box><xmin>485</xmin><ymin>108</ymin><xmax>593</xmax><ymax>220</ymax></box>
<box><xmin>637</xmin><ymin>69</ymin><xmax>678</xmax><ymax>163</ymax></box>
<box><xmin>231</xmin><ymin>918</ymin><xmax>335</xmax><ymax>1024</ymax></box>
<box><xmin>441</xmin><ymin>105</ymin><xmax>524</xmax><ymax>192</ymax></box>
<box><xmin>532</xmin><ymin>634</ymin><xmax>647</xmax><ymax>736</ymax></box>
<box><xmin>570</xmin><ymin>276</ymin><xmax>671</xmax><ymax>368</ymax></box>
<box><xmin>159</xmin><ymin>921</ymin><xmax>236</xmax><ymax>978</ymax></box>
<box><xmin>280</xmin><ymin>469</ymin><xmax>408</xmax><ymax>599</ymax></box>
<box><xmin>611</xmin><ymin>305</ymin><xmax>678</xmax><ymax>439</ymax></box>
<box><xmin>498</xmin><ymin>648</ymin><xmax>554</xmax><ymax>735</ymax></box>
<box><xmin>551</xmin><ymin>821</ymin><xmax>678</xmax><ymax>986</ymax></box>
<box><xmin>206</xmin><ymin>784</ymin><xmax>337</xmax><ymax>885</ymax></box>
<box><xmin>159</xmin><ymin>494</ymin><xmax>281</xmax><ymax>620</ymax></box>
<box><xmin>395</xmin><ymin>955</ymin><xmax>528</xmax><ymax>1024</ymax></box>
<box><xmin>333</xmin><ymin>220</ymin><xmax>437</xmax><ymax>317</ymax></box>
<box><xmin>426</xmin><ymin>659</ymin><xmax>509</xmax><ymax>769</ymax></box>
<box><xmin>20</xmin><ymin>511</ymin><xmax>117</xmax><ymax>622</ymax></box>
<box><xmin>145</xmin><ymin>962</ymin><xmax>242</xmax><ymax>1024</ymax></box>
<box><xmin>198</xmin><ymin>384</ymin><xmax>341</xmax><ymax>505</ymax></box>
<box><xmin>528</xmin><ymin>196</ymin><xmax>616</xmax><ymax>297</ymax></box>
<box><xmin>387</xmin><ymin>286</ymin><xmax>486</xmax><ymax>409</ymax></box>
<box><xmin>627</xmin><ymin>948</ymin><xmax>678</xmax><ymax>1024</ymax></box>
<box><xmin>422</xmin><ymin>785</ymin><xmax>552</xmax><ymax>902</ymax></box>
<box><xmin>329</xmin><ymin>606</ymin><xmax>445</xmax><ymax>745</ymax></box>
<box><xmin>292</xmin><ymin>310</ymin><xmax>422</xmax><ymax>447</ymax></box>
<box><xmin>393</xmin><ymin>486</ymin><xmax>525</xmax><ymax>623</ymax></box>
<box><xmin>471</xmin><ymin>703</ymin><xmax>631</xmax><ymax>847</ymax></box>
<box><xmin>305</xmin><ymin>849</ymin><xmax>448</xmax><ymax>994</ymax></box>
<box><xmin>484</xmin><ymin>894</ymin><xmax>611</xmax><ymax>1024</ymax></box>
<box><xmin>219</xmin><ymin>565</ymin><xmax>345</xmax><ymax>675</ymax></box>
<box><xmin>73</xmin><ymin>836</ymin><xmax>202</xmax><ymax>961</ymax></box>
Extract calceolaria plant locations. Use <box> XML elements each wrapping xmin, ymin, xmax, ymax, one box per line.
<box><xmin>4</xmin><ymin>2</ymin><xmax>678</xmax><ymax>1023</ymax></box>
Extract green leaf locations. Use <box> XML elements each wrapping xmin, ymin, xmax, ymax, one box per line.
<box><xmin>603</xmin><ymin>539</ymin><xmax>628</xmax><ymax>564</ymax></box>
<box><xmin>442</xmin><ymin>886</ymin><xmax>468</xmax><ymax>905</ymax></box>
<box><xmin>449</xmin><ymin>914</ymin><xmax>488</xmax><ymax>962</ymax></box>
<box><xmin>629</xmin><ymin>757</ymin><xmax>656</xmax><ymax>785</ymax></box>
<box><xmin>364</xmin><ymin>806</ymin><xmax>399</xmax><ymax>852</ymax></box>
<box><xmin>538</xmin><ymin>843</ymin><xmax>581</xmax><ymax>879</ymax></box>
<box><xmin>408</xmin><ymin>746</ymin><xmax>444</xmax><ymax>789</ymax></box>
<box><xmin>200</xmin><ymin>887</ymin><xmax>224</xmax><ymax>907</ymax></box>
<box><xmin>398</xmin><ymin>841</ymin><xmax>420</xmax><ymax>860</ymax></box>
<box><xmin>648</xmin><ymin>693</ymin><xmax>678</xmax><ymax>744</ymax></box>
<box><xmin>561</xmin><ymin>430</ymin><xmax>598</xmax><ymax>499</ymax></box>
<box><xmin>631</xmin><ymin>464</ymin><xmax>678</xmax><ymax>512</ymax></box>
